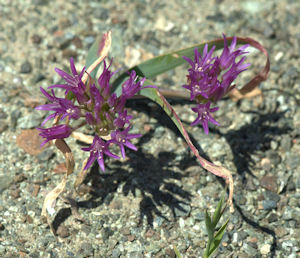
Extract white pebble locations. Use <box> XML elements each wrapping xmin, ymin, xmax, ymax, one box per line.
<box><xmin>260</xmin><ymin>244</ymin><xmax>271</xmax><ymax>255</ymax></box>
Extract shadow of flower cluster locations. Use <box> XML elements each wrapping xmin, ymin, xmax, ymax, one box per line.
<box><xmin>215</xmin><ymin>107</ymin><xmax>292</xmax><ymax>181</ymax></box>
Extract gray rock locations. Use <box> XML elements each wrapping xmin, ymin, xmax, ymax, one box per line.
<box><xmin>31</xmin><ymin>73</ymin><xmax>46</xmax><ymax>84</ymax></box>
<box><xmin>282</xmin><ymin>208</ymin><xmax>293</xmax><ymax>220</ymax></box>
<box><xmin>17</xmin><ymin>112</ymin><xmax>44</xmax><ymax>129</ymax></box>
<box><xmin>295</xmin><ymin>171</ymin><xmax>300</xmax><ymax>189</ymax></box>
<box><xmin>238</xmin><ymin>231</ymin><xmax>249</xmax><ymax>241</ymax></box>
<box><xmin>29</xmin><ymin>251</ymin><xmax>40</xmax><ymax>258</ymax></box>
<box><xmin>242</xmin><ymin>243</ymin><xmax>258</xmax><ymax>256</ymax></box>
<box><xmin>84</xmin><ymin>36</ymin><xmax>95</xmax><ymax>48</ymax></box>
<box><xmin>281</xmin><ymin>135</ymin><xmax>292</xmax><ymax>152</ymax></box>
<box><xmin>267</xmin><ymin>212</ymin><xmax>278</xmax><ymax>223</ymax></box>
<box><xmin>101</xmin><ymin>227</ymin><xmax>114</xmax><ymax>241</ymax></box>
<box><xmin>0</xmin><ymin>63</ymin><xmax>4</xmax><ymax>72</ymax></box>
<box><xmin>0</xmin><ymin>245</ymin><xmax>6</xmax><ymax>254</ymax></box>
<box><xmin>93</xmin><ymin>8</ymin><xmax>109</xmax><ymax>20</ymax></box>
<box><xmin>10</xmin><ymin>109</ymin><xmax>22</xmax><ymax>129</ymax></box>
<box><xmin>262</xmin><ymin>200</ymin><xmax>277</xmax><ymax>210</ymax></box>
<box><xmin>76</xmin><ymin>243</ymin><xmax>94</xmax><ymax>257</ymax></box>
<box><xmin>48</xmin><ymin>250</ymin><xmax>59</xmax><ymax>258</ymax></box>
<box><xmin>20</xmin><ymin>61</ymin><xmax>33</xmax><ymax>73</ymax></box>
<box><xmin>286</xmin><ymin>153</ymin><xmax>300</xmax><ymax>170</ymax></box>
<box><xmin>0</xmin><ymin>109</ymin><xmax>8</xmax><ymax>120</ymax></box>
<box><xmin>66</xmin><ymin>251</ymin><xmax>75</xmax><ymax>257</ymax></box>
<box><xmin>263</xmin><ymin>190</ymin><xmax>280</xmax><ymax>203</ymax></box>
<box><xmin>127</xmin><ymin>251</ymin><xmax>144</xmax><ymax>258</ymax></box>
<box><xmin>146</xmin><ymin>243</ymin><xmax>161</xmax><ymax>254</ymax></box>
<box><xmin>266</xmin><ymin>150</ymin><xmax>281</xmax><ymax>166</ymax></box>
<box><xmin>31</xmin><ymin>34</ymin><xmax>42</xmax><ymax>44</ymax></box>
<box><xmin>56</xmin><ymin>35</ymin><xmax>73</xmax><ymax>49</ymax></box>
<box><xmin>291</xmin><ymin>208</ymin><xmax>300</xmax><ymax>222</ymax></box>
<box><xmin>135</xmin><ymin>188</ymin><xmax>142</xmax><ymax>197</ymax></box>
<box><xmin>112</xmin><ymin>247</ymin><xmax>121</xmax><ymax>258</ymax></box>
<box><xmin>0</xmin><ymin>175</ymin><xmax>13</xmax><ymax>194</ymax></box>
<box><xmin>36</xmin><ymin>149</ymin><xmax>55</xmax><ymax>162</ymax></box>
<box><xmin>0</xmin><ymin>120</ymin><xmax>8</xmax><ymax>133</ymax></box>
<box><xmin>174</xmin><ymin>203</ymin><xmax>191</xmax><ymax>217</ymax></box>
<box><xmin>103</xmin><ymin>193</ymin><xmax>114</xmax><ymax>205</ymax></box>
<box><xmin>153</xmin><ymin>215</ymin><xmax>164</xmax><ymax>226</ymax></box>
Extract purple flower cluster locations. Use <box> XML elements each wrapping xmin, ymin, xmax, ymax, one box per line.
<box><xmin>36</xmin><ymin>58</ymin><xmax>150</xmax><ymax>171</ymax></box>
<box><xmin>183</xmin><ymin>35</ymin><xmax>250</xmax><ymax>134</ymax></box>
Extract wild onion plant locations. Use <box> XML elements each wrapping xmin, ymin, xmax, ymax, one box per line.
<box><xmin>35</xmin><ymin>31</ymin><xmax>269</xmax><ymax>255</ymax></box>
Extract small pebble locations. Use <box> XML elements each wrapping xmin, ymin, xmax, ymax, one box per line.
<box><xmin>260</xmin><ymin>244</ymin><xmax>271</xmax><ymax>255</ymax></box>
<box><xmin>31</xmin><ymin>34</ymin><xmax>42</xmax><ymax>44</ymax></box>
<box><xmin>20</xmin><ymin>61</ymin><xmax>33</xmax><ymax>74</ymax></box>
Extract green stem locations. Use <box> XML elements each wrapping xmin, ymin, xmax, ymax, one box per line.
<box><xmin>131</xmin><ymin>88</ymin><xmax>190</xmax><ymax>100</ymax></box>
<box><xmin>203</xmin><ymin>238</ymin><xmax>212</xmax><ymax>258</ymax></box>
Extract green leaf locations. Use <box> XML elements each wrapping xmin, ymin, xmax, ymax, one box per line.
<box><xmin>211</xmin><ymin>194</ymin><xmax>225</xmax><ymax>228</ymax></box>
<box><xmin>205</xmin><ymin>210</ymin><xmax>214</xmax><ymax>240</ymax></box>
<box><xmin>85</xmin><ymin>36</ymin><xmax>102</xmax><ymax>79</ymax></box>
<box><xmin>111</xmin><ymin>39</ymin><xmax>225</xmax><ymax>92</ymax></box>
<box><xmin>208</xmin><ymin>218</ymin><xmax>229</xmax><ymax>257</ymax></box>
<box><xmin>112</xmin><ymin>36</ymin><xmax>270</xmax><ymax>96</ymax></box>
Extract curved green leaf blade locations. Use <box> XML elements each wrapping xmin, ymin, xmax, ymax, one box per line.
<box><xmin>85</xmin><ymin>36</ymin><xmax>102</xmax><ymax>79</ymax></box>
<box><xmin>84</xmin><ymin>31</ymin><xmax>111</xmax><ymax>81</ymax></box>
<box><xmin>112</xmin><ymin>37</ymin><xmax>270</xmax><ymax>96</ymax></box>
<box><xmin>212</xmin><ymin>194</ymin><xmax>225</xmax><ymax>228</ymax></box>
<box><xmin>205</xmin><ymin>210</ymin><xmax>213</xmax><ymax>241</ymax></box>
<box><xmin>208</xmin><ymin>218</ymin><xmax>229</xmax><ymax>257</ymax></box>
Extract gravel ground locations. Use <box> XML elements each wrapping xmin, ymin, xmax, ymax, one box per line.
<box><xmin>0</xmin><ymin>0</ymin><xmax>300</xmax><ymax>257</ymax></box>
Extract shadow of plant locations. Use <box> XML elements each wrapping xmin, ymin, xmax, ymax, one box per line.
<box><xmin>79</xmin><ymin>131</ymin><xmax>192</xmax><ymax>225</ymax></box>
<box><xmin>50</xmin><ymin>128</ymin><xmax>194</xmax><ymax>232</ymax></box>
<box><xmin>214</xmin><ymin>107</ymin><xmax>292</xmax><ymax>181</ymax></box>
<box><xmin>220</xmin><ymin>107</ymin><xmax>292</xmax><ymax>257</ymax></box>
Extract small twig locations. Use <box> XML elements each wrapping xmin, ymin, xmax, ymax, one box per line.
<box><xmin>71</xmin><ymin>131</ymin><xmax>111</xmax><ymax>143</ymax></box>
<box><xmin>71</xmin><ymin>132</ymin><xmax>93</xmax><ymax>144</ymax></box>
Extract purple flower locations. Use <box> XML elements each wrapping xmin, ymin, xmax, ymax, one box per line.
<box><xmin>183</xmin><ymin>73</ymin><xmax>218</xmax><ymax>101</ymax></box>
<box><xmin>183</xmin><ymin>35</ymin><xmax>250</xmax><ymax>102</ymax></box>
<box><xmin>183</xmin><ymin>46</ymin><xmax>218</xmax><ymax>101</ymax></box>
<box><xmin>113</xmin><ymin>110</ymin><xmax>132</xmax><ymax>128</ymax></box>
<box><xmin>37</xmin><ymin>124</ymin><xmax>72</xmax><ymax>146</ymax></box>
<box><xmin>85</xmin><ymin>112</ymin><xmax>96</xmax><ymax>125</ymax></box>
<box><xmin>82</xmin><ymin>135</ymin><xmax>119</xmax><ymax>171</ymax></box>
<box><xmin>219</xmin><ymin>35</ymin><xmax>249</xmax><ymax>70</ymax></box>
<box><xmin>89</xmin><ymin>83</ymin><xmax>104</xmax><ymax>124</ymax></box>
<box><xmin>49</xmin><ymin>58</ymin><xmax>87</xmax><ymax>104</ymax></box>
<box><xmin>122</xmin><ymin>71</ymin><xmax>145</xmax><ymax>98</ymax></box>
<box><xmin>212</xmin><ymin>56</ymin><xmax>250</xmax><ymax>101</ymax></box>
<box><xmin>120</xmin><ymin>71</ymin><xmax>156</xmax><ymax>103</ymax></box>
<box><xmin>36</xmin><ymin>57</ymin><xmax>147</xmax><ymax>170</ymax></box>
<box><xmin>110</xmin><ymin>126</ymin><xmax>141</xmax><ymax>159</ymax></box>
<box><xmin>191</xmin><ymin>102</ymin><xmax>219</xmax><ymax>134</ymax></box>
<box><xmin>97</xmin><ymin>59</ymin><xmax>115</xmax><ymax>98</ymax></box>
<box><xmin>36</xmin><ymin>87</ymin><xmax>80</xmax><ymax>125</ymax></box>
<box><xmin>183</xmin><ymin>44</ymin><xmax>216</xmax><ymax>73</ymax></box>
